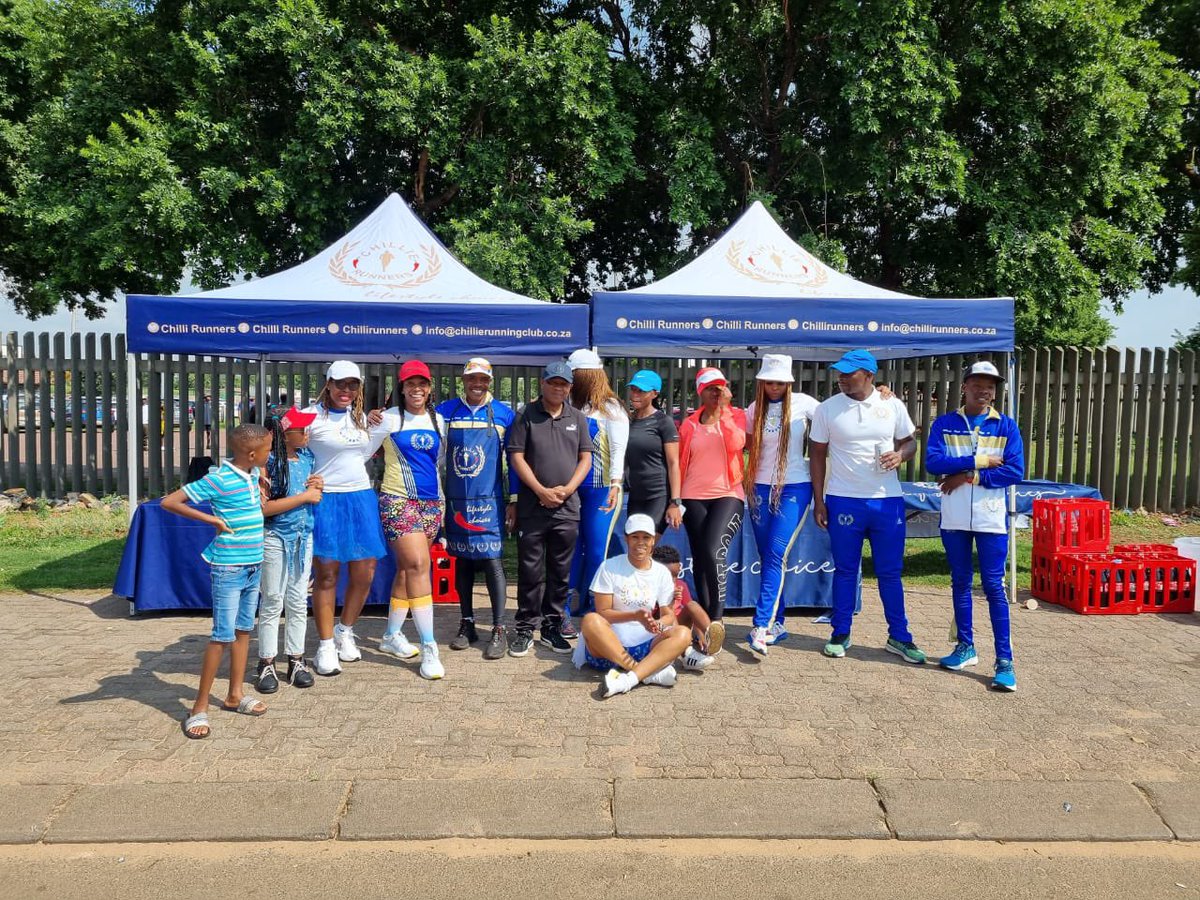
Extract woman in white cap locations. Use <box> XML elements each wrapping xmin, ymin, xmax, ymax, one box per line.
<box><xmin>302</xmin><ymin>361</ymin><xmax>390</xmax><ymax>677</ymax></box>
<box><xmin>624</xmin><ymin>369</ymin><xmax>683</xmax><ymax>534</ymax></box>
<box><xmin>743</xmin><ymin>354</ymin><xmax>820</xmax><ymax>655</ymax></box>
<box><xmin>573</xmin><ymin>513</ymin><xmax>694</xmax><ymax>698</ymax></box>
<box><xmin>566</xmin><ymin>348</ymin><xmax>630</xmax><ymax>629</ymax></box>
<box><xmin>677</xmin><ymin>366</ymin><xmax>746</xmax><ymax>639</ymax></box>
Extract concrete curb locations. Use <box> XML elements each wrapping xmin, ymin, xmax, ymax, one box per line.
<box><xmin>3</xmin><ymin>777</ymin><xmax>1193</xmax><ymax>845</ymax></box>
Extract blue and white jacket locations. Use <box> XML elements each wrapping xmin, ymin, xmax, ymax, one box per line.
<box><xmin>925</xmin><ymin>406</ymin><xmax>1025</xmax><ymax>534</ymax></box>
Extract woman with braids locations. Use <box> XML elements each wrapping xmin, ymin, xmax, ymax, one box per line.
<box><xmin>254</xmin><ymin>404</ymin><xmax>324</xmax><ymax>692</ymax></box>
<box><xmin>303</xmin><ymin>361</ymin><xmax>390</xmax><ymax>677</ymax></box>
<box><xmin>564</xmin><ymin>349</ymin><xmax>629</xmax><ymax>641</ymax></box>
<box><xmin>743</xmin><ymin>355</ymin><xmax>819</xmax><ymax>656</ymax></box>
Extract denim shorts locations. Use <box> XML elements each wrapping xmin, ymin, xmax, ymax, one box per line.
<box><xmin>210</xmin><ymin>563</ymin><xmax>261</xmax><ymax>643</ymax></box>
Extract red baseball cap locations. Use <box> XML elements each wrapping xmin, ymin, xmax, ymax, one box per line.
<box><xmin>695</xmin><ymin>367</ymin><xmax>727</xmax><ymax>392</ymax></box>
<box><xmin>279</xmin><ymin>406</ymin><xmax>317</xmax><ymax>430</ymax></box>
<box><xmin>399</xmin><ymin>360</ymin><xmax>432</xmax><ymax>382</ymax></box>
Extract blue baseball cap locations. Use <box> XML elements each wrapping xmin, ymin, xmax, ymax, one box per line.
<box><xmin>541</xmin><ymin>361</ymin><xmax>574</xmax><ymax>384</ymax></box>
<box><xmin>628</xmin><ymin>370</ymin><xmax>663</xmax><ymax>392</ymax></box>
<box><xmin>830</xmin><ymin>349</ymin><xmax>878</xmax><ymax>374</ymax></box>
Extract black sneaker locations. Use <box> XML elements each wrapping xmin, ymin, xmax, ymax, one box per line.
<box><xmin>286</xmin><ymin>656</ymin><xmax>315</xmax><ymax>688</ymax></box>
<box><xmin>484</xmin><ymin>625</ymin><xmax>506</xmax><ymax>660</ymax></box>
<box><xmin>538</xmin><ymin>624</ymin><xmax>572</xmax><ymax>654</ymax></box>
<box><xmin>508</xmin><ymin>628</ymin><xmax>534</xmax><ymax>657</ymax></box>
<box><xmin>255</xmin><ymin>659</ymin><xmax>279</xmax><ymax>694</ymax></box>
<box><xmin>559</xmin><ymin>616</ymin><xmax>579</xmax><ymax>640</ymax></box>
<box><xmin>449</xmin><ymin>618</ymin><xmax>479</xmax><ymax>651</ymax></box>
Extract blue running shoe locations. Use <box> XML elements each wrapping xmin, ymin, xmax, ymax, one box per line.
<box><xmin>991</xmin><ymin>659</ymin><xmax>1017</xmax><ymax>692</ymax></box>
<box><xmin>765</xmin><ymin>621</ymin><xmax>789</xmax><ymax>645</ymax></box>
<box><xmin>939</xmin><ymin>641</ymin><xmax>978</xmax><ymax>671</ymax></box>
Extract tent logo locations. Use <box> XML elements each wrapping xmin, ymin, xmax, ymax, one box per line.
<box><xmin>147</xmin><ymin>322</ymin><xmax>160</xmax><ymax>333</ymax></box>
<box><xmin>329</xmin><ymin>241</ymin><xmax>442</xmax><ymax>291</ymax></box>
<box><xmin>726</xmin><ymin>240</ymin><xmax>828</xmax><ymax>289</ymax></box>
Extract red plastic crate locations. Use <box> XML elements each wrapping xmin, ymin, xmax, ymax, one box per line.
<box><xmin>1053</xmin><ymin>552</ymin><xmax>1144</xmax><ymax>615</ymax></box>
<box><xmin>1113</xmin><ymin>543</ymin><xmax>1179</xmax><ymax>557</ymax></box>
<box><xmin>431</xmin><ymin>544</ymin><xmax>459</xmax><ymax>605</ymax></box>
<box><xmin>1032</xmin><ymin>498</ymin><xmax>1110</xmax><ymax>553</ymax></box>
<box><xmin>1031</xmin><ymin>547</ymin><xmax>1065</xmax><ymax>602</ymax></box>
<box><xmin>1137</xmin><ymin>555</ymin><xmax>1196</xmax><ymax>614</ymax></box>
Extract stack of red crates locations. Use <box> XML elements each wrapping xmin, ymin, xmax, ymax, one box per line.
<box><xmin>1031</xmin><ymin>498</ymin><xmax>1196</xmax><ymax>615</ymax></box>
<box><xmin>430</xmin><ymin>543</ymin><xmax>460</xmax><ymax>605</ymax></box>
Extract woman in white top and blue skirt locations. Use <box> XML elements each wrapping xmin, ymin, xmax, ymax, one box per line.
<box><xmin>303</xmin><ymin>361</ymin><xmax>390</xmax><ymax>677</ymax></box>
<box><xmin>743</xmin><ymin>354</ymin><xmax>819</xmax><ymax>656</ymax></box>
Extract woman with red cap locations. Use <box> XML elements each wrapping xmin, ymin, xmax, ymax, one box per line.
<box><xmin>374</xmin><ymin>360</ymin><xmax>448</xmax><ymax>680</ymax></box>
<box><xmin>677</xmin><ymin>367</ymin><xmax>746</xmax><ymax>644</ymax></box>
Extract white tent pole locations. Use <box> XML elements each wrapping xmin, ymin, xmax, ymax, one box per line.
<box><xmin>258</xmin><ymin>356</ymin><xmax>267</xmax><ymax>417</ymax></box>
<box><xmin>1007</xmin><ymin>351</ymin><xmax>1017</xmax><ymax>604</ymax></box>
<box><xmin>126</xmin><ymin>353</ymin><xmax>139</xmax><ymax>523</ymax></box>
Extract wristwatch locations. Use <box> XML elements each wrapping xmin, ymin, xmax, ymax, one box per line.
<box><xmin>669</xmin><ymin>498</ymin><xmax>683</xmax><ymax>508</ymax></box>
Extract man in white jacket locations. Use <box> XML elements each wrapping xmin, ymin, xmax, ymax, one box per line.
<box><xmin>924</xmin><ymin>361</ymin><xmax>1025</xmax><ymax>692</ymax></box>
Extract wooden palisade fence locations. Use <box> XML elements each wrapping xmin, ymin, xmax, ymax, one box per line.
<box><xmin>0</xmin><ymin>332</ymin><xmax>1196</xmax><ymax>512</ymax></box>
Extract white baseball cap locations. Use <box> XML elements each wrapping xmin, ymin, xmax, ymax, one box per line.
<box><xmin>964</xmin><ymin>360</ymin><xmax>1004</xmax><ymax>383</ymax></box>
<box><xmin>463</xmin><ymin>357</ymin><xmax>493</xmax><ymax>379</ymax></box>
<box><xmin>567</xmin><ymin>348</ymin><xmax>604</xmax><ymax>371</ymax></box>
<box><xmin>624</xmin><ymin>513</ymin><xmax>657</xmax><ymax>536</ymax></box>
<box><xmin>755</xmin><ymin>354</ymin><xmax>794</xmax><ymax>383</ymax></box>
<box><xmin>326</xmin><ymin>360</ymin><xmax>362</xmax><ymax>382</ymax></box>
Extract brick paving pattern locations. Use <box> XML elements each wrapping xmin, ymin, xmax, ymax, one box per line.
<box><xmin>5</xmin><ymin>588</ymin><xmax>1199</xmax><ymax>786</ymax></box>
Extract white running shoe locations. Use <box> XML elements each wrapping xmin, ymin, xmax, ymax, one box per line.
<box><xmin>333</xmin><ymin>623</ymin><xmax>362</xmax><ymax>662</ymax></box>
<box><xmin>765</xmin><ymin>621</ymin><xmax>790</xmax><ymax>645</ymax></box>
<box><xmin>748</xmin><ymin>626</ymin><xmax>769</xmax><ymax>656</ymax></box>
<box><xmin>642</xmin><ymin>664</ymin><xmax>677</xmax><ymax>687</ymax></box>
<box><xmin>419</xmin><ymin>642</ymin><xmax>445</xmax><ymax>680</ymax></box>
<box><xmin>603</xmin><ymin>669</ymin><xmax>638</xmax><ymax>698</ymax></box>
<box><xmin>682</xmin><ymin>646</ymin><xmax>714</xmax><ymax>671</ymax></box>
<box><xmin>379</xmin><ymin>630</ymin><xmax>421</xmax><ymax>660</ymax></box>
<box><xmin>314</xmin><ymin>641</ymin><xmax>342</xmax><ymax>676</ymax></box>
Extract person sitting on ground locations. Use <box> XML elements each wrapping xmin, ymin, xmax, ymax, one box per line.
<box><xmin>572</xmin><ymin>514</ymin><xmax>693</xmax><ymax>697</ymax></box>
<box><xmin>650</xmin><ymin>543</ymin><xmax>718</xmax><ymax>669</ymax></box>
<box><xmin>162</xmin><ymin>424</ymin><xmax>273</xmax><ymax>739</ymax></box>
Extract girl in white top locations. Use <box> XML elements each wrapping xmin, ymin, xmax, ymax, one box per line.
<box><xmin>567</xmin><ymin>349</ymin><xmax>630</xmax><ymax>625</ymax></box>
<box><xmin>743</xmin><ymin>354</ymin><xmax>819</xmax><ymax>655</ymax></box>
<box><xmin>303</xmin><ymin>360</ymin><xmax>392</xmax><ymax>677</ymax></box>
<box><xmin>573</xmin><ymin>514</ymin><xmax>693</xmax><ymax>697</ymax></box>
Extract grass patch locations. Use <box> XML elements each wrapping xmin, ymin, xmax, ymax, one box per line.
<box><xmin>0</xmin><ymin>505</ymin><xmax>128</xmax><ymax>592</ymax></box>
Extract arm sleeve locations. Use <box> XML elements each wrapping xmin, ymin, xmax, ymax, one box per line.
<box><xmin>924</xmin><ymin>417</ymin><xmax>975</xmax><ymax>476</ymax></box>
<box><xmin>182</xmin><ymin>472</ymin><xmax>219</xmax><ymax>504</ymax></box>
<box><xmin>978</xmin><ymin>418</ymin><xmax>1026</xmax><ymax>489</ymax></box>
<box><xmin>893</xmin><ymin>399</ymin><xmax>916</xmax><ymax>440</ymax></box>
<box><xmin>590</xmin><ymin>559</ymin><xmax>614</xmax><ymax>596</ymax></box>
<box><xmin>606</xmin><ymin>405</ymin><xmax>630</xmax><ymax>483</ymax></box>
<box><xmin>654</xmin><ymin>565</ymin><xmax>674</xmax><ymax>608</ymax></box>
<box><xmin>577</xmin><ymin>411</ymin><xmax>595</xmax><ymax>455</ymax></box>
<box><xmin>809</xmin><ymin>405</ymin><xmax>829</xmax><ymax>443</ymax></box>
<box><xmin>660</xmin><ymin>413</ymin><xmax>679</xmax><ymax>443</ymax></box>
<box><xmin>364</xmin><ymin>410</ymin><xmax>399</xmax><ymax>456</ymax></box>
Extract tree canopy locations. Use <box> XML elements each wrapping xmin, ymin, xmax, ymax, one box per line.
<box><xmin>0</xmin><ymin>0</ymin><xmax>1193</xmax><ymax>346</ymax></box>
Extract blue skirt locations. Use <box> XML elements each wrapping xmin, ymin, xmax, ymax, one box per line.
<box><xmin>313</xmin><ymin>489</ymin><xmax>387</xmax><ymax>562</ymax></box>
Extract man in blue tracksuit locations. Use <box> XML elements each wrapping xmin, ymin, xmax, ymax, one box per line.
<box><xmin>810</xmin><ymin>349</ymin><xmax>926</xmax><ymax>664</ymax></box>
<box><xmin>925</xmin><ymin>360</ymin><xmax>1025</xmax><ymax>692</ymax></box>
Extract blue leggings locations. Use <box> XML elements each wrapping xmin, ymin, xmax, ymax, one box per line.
<box><xmin>571</xmin><ymin>484</ymin><xmax>623</xmax><ymax>612</ymax></box>
<box><xmin>749</xmin><ymin>482</ymin><xmax>812</xmax><ymax>628</ymax></box>
<box><xmin>826</xmin><ymin>495</ymin><xmax>911</xmax><ymax>642</ymax></box>
<box><xmin>941</xmin><ymin>529</ymin><xmax>1013</xmax><ymax>661</ymax></box>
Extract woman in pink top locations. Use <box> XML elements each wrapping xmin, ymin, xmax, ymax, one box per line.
<box><xmin>677</xmin><ymin>367</ymin><xmax>747</xmax><ymax>630</ymax></box>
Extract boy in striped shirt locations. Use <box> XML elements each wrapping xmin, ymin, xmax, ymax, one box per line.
<box><xmin>163</xmin><ymin>424</ymin><xmax>273</xmax><ymax>739</ymax></box>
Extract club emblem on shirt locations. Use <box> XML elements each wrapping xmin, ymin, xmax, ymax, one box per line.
<box><xmin>411</xmin><ymin>432</ymin><xmax>435</xmax><ymax>451</ymax></box>
<box><xmin>837</xmin><ymin>513</ymin><xmax>855</xmax><ymax>526</ymax></box>
<box><xmin>875</xmin><ymin>407</ymin><xmax>889</xmax><ymax>418</ymax></box>
<box><xmin>452</xmin><ymin>446</ymin><xmax>486</xmax><ymax>479</ymax></box>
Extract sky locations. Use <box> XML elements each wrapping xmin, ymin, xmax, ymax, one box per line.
<box><xmin>1</xmin><ymin>282</ymin><xmax>1196</xmax><ymax>349</ymax></box>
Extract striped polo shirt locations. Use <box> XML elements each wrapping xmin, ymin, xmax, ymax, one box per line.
<box><xmin>182</xmin><ymin>460</ymin><xmax>265</xmax><ymax>565</ymax></box>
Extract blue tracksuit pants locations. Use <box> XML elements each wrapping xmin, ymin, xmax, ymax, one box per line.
<box><xmin>940</xmin><ymin>529</ymin><xmax>1013</xmax><ymax>661</ymax></box>
<box><xmin>570</xmin><ymin>484</ymin><xmax>622</xmax><ymax>613</ymax></box>
<box><xmin>826</xmin><ymin>495</ymin><xmax>912</xmax><ymax>641</ymax></box>
<box><xmin>749</xmin><ymin>482</ymin><xmax>812</xmax><ymax>628</ymax></box>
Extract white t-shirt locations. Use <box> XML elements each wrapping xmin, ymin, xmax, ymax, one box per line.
<box><xmin>809</xmin><ymin>389</ymin><xmax>916</xmax><ymax>498</ymax></box>
<box><xmin>746</xmin><ymin>392</ymin><xmax>820</xmax><ymax>485</ymax></box>
<box><xmin>303</xmin><ymin>404</ymin><xmax>392</xmax><ymax>493</ymax></box>
<box><xmin>573</xmin><ymin>556</ymin><xmax>674</xmax><ymax>665</ymax></box>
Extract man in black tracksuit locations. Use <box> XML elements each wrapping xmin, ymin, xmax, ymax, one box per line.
<box><xmin>506</xmin><ymin>361</ymin><xmax>593</xmax><ymax>658</ymax></box>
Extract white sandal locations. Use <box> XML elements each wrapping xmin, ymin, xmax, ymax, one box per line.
<box><xmin>182</xmin><ymin>712</ymin><xmax>210</xmax><ymax>739</ymax></box>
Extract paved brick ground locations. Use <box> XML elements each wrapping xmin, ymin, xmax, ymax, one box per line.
<box><xmin>5</xmin><ymin>587</ymin><xmax>1198</xmax><ymax>786</ymax></box>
